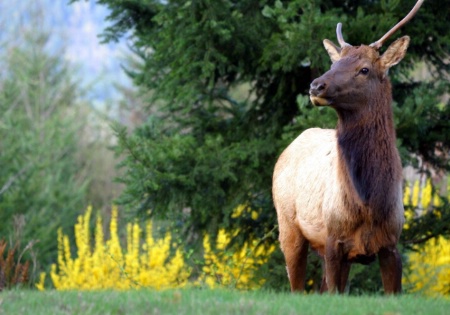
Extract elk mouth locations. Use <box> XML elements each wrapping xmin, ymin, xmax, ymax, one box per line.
<box><xmin>310</xmin><ymin>95</ymin><xmax>331</xmax><ymax>106</ymax></box>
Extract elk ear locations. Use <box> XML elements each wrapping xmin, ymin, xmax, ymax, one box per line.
<box><xmin>379</xmin><ymin>36</ymin><xmax>410</xmax><ymax>71</ymax></box>
<box><xmin>323</xmin><ymin>39</ymin><xmax>341</xmax><ymax>63</ymax></box>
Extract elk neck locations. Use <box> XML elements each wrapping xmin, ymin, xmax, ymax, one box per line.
<box><xmin>335</xmin><ymin>81</ymin><xmax>402</xmax><ymax>220</ymax></box>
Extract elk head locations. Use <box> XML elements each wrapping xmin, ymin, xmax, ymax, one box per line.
<box><xmin>309</xmin><ymin>0</ymin><xmax>424</xmax><ymax>112</ymax></box>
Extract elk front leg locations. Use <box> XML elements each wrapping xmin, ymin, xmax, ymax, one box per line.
<box><xmin>279</xmin><ymin>225</ymin><xmax>309</xmax><ymax>292</ymax></box>
<box><xmin>324</xmin><ymin>237</ymin><xmax>350</xmax><ymax>294</ymax></box>
<box><xmin>378</xmin><ymin>246</ymin><xmax>402</xmax><ymax>294</ymax></box>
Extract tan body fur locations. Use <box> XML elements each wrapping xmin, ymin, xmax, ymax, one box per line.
<box><xmin>273</xmin><ymin>128</ymin><xmax>404</xmax><ymax>264</ymax></box>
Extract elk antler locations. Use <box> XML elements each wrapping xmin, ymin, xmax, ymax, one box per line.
<box><xmin>336</xmin><ymin>23</ymin><xmax>350</xmax><ymax>48</ymax></box>
<box><xmin>370</xmin><ymin>0</ymin><xmax>424</xmax><ymax>49</ymax></box>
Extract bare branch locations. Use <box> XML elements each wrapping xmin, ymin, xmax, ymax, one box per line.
<box><xmin>0</xmin><ymin>166</ymin><xmax>29</xmax><ymax>196</ymax></box>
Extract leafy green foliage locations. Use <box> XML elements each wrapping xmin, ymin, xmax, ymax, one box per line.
<box><xmin>395</xmin><ymin>81</ymin><xmax>450</xmax><ymax>170</ymax></box>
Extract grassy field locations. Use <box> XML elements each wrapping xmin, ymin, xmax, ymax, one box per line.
<box><xmin>1</xmin><ymin>289</ymin><xmax>449</xmax><ymax>315</ymax></box>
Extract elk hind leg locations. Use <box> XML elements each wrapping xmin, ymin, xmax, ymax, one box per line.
<box><xmin>279</xmin><ymin>225</ymin><xmax>309</xmax><ymax>292</ymax></box>
<box><xmin>378</xmin><ymin>246</ymin><xmax>402</xmax><ymax>294</ymax></box>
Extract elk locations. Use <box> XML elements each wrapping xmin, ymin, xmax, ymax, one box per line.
<box><xmin>272</xmin><ymin>0</ymin><xmax>424</xmax><ymax>294</ymax></box>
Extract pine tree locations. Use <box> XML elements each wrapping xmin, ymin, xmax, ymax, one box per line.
<box><xmin>0</xmin><ymin>6</ymin><xmax>90</xmax><ymax>267</ymax></box>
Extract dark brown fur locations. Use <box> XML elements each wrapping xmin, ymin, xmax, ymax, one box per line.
<box><xmin>336</xmin><ymin>78</ymin><xmax>402</xmax><ymax>222</ymax></box>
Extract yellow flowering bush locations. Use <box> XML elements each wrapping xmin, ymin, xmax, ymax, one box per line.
<box><xmin>406</xmin><ymin>235</ymin><xmax>450</xmax><ymax>296</ymax></box>
<box><xmin>198</xmin><ymin>204</ymin><xmax>276</xmax><ymax>290</ymax></box>
<box><xmin>403</xmin><ymin>179</ymin><xmax>450</xmax><ymax>297</ymax></box>
<box><xmin>37</xmin><ymin>206</ymin><xmax>190</xmax><ymax>290</ymax></box>
<box><xmin>36</xmin><ymin>204</ymin><xmax>274</xmax><ymax>291</ymax></box>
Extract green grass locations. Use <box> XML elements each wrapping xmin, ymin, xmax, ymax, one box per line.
<box><xmin>1</xmin><ymin>289</ymin><xmax>449</xmax><ymax>315</ymax></box>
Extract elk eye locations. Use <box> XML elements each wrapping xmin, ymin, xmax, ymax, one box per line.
<box><xmin>359</xmin><ymin>68</ymin><xmax>369</xmax><ymax>75</ymax></box>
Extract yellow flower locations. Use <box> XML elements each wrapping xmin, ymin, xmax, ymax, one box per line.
<box><xmin>403</xmin><ymin>179</ymin><xmax>450</xmax><ymax>297</ymax></box>
<box><xmin>405</xmin><ymin>236</ymin><xmax>450</xmax><ymax>297</ymax></box>
<box><xmin>45</xmin><ymin>206</ymin><xmax>191</xmax><ymax>291</ymax></box>
<box><xmin>198</xmin><ymin>203</ymin><xmax>276</xmax><ymax>290</ymax></box>
<box><xmin>35</xmin><ymin>272</ymin><xmax>46</xmax><ymax>291</ymax></box>
<box><xmin>403</xmin><ymin>183</ymin><xmax>411</xmax><ymax>205</ymax></box>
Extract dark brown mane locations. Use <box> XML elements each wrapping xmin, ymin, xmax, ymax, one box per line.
<box><xmin>336</xmin><ymin>78</ymin><xmax>402</xmax><ymax>222</ymax></box>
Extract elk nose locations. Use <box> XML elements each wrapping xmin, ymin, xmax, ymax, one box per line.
<box><xmin>309</xmin><ymin>80</ymin><xmax>326</xmax><ymax>96</ymax></box>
